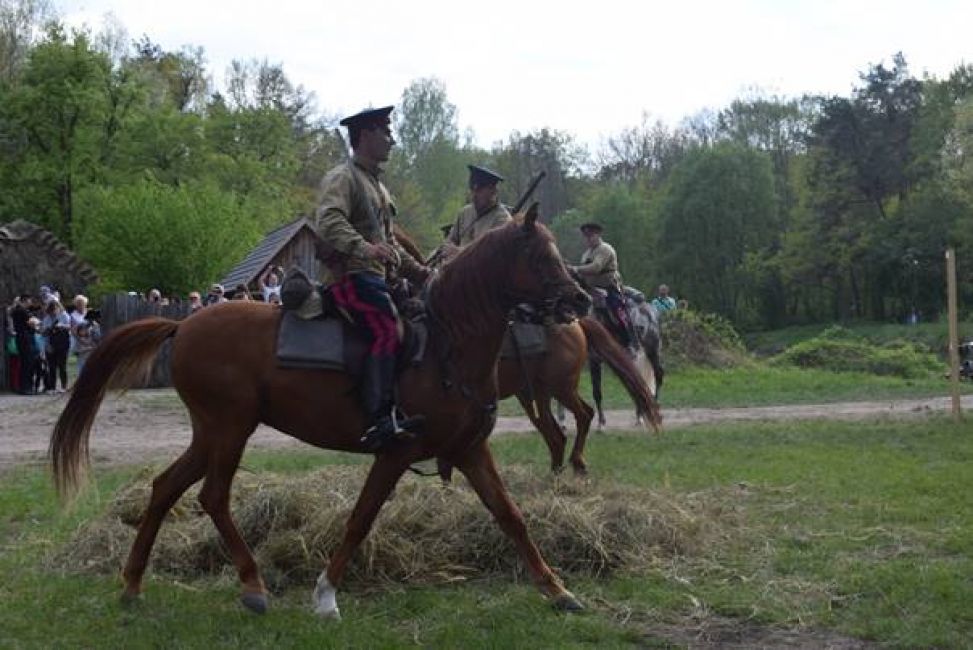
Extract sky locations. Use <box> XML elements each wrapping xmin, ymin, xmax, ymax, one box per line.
<box><xmin>57</xmin><ymin>0</ymin><xmax>973</xmax><ymax>151</ymax></box>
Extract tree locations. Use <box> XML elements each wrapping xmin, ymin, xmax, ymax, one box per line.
<box><xmin>0</xmin><ymin>0</ymin><xmax>53</xmax><ymax>82</ymax></box>
<box><xmin>595</xmin><ymin>115</ymin><xmax>691</xmax><ymax>189</ymax></box>
<box><xmin>74</xmin><ymin>179</ymin><xmax>262</xmax><ymax>295</ymax></box>
<box><xmin>0</xmin><ymin>24</ymin><xmax>110</xmax><ymax>242</ymax></box>
<box><xmin>492</xmin><ymin>128</ymin><xmax>587</xmax><ymax>223</ymax></box>
<box><xmin>393</xmin><ymin>77</ymin><xmax>459</xmax><ymax>165</ymax></box>
<box><xmin>657</xmin><ymin>144</ymin><xmax>777</xmax><ymax>323</ymax></box>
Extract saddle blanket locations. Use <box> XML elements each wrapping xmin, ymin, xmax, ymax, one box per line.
<box><xmin>500</xmin><ymin>322</ymin><xmax>547</xmax><ymax>359</ymax></box>
<box><xmin>276</xmin><ymin>311</ymin><xmax>427</xmax><ymax>374</ymax></box>
<box><xmin>276</xmin><ymin>311</ymin><xmax>367</xmax><ymax>373</ymax></box>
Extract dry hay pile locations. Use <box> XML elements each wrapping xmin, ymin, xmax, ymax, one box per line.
<box><xmin>52</xmin><ymin>465</ymin><xmax>743</xmax><ymax>590</ymax></box>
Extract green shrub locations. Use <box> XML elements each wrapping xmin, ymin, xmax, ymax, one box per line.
<box><xmin>660</xmin><ymin>309</ymin><xmax>749</xmax><ymax>369</ymax></box>
<box><xmin>772</xmin><ymin>328</ymin><xmax>942</xmax><ymax>378</ymax></box>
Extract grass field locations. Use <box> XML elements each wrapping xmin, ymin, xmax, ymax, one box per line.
<box><xmin>2</xmin><ymin>417</ymin><xmax>971</xmax><ymax>648</ymax></box>
<box><xmin>496</xmin><ymin>362</ymin><xmax>973</xmax><ymax>415</ymax></box>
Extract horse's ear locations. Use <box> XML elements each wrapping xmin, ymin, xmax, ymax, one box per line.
<box><xmin>521</xmin><ymin>202</ymin><xmax>540</xmax><ymax>231</ymax></box>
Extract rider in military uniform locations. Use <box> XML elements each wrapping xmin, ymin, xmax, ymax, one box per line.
<box><xmin>314</xmin><ymin>105</ymin><xmax>428</xmax><ymax>451</ymax></box>
<box><xmin>570</xmin><ymin>222</ymin><xmax>634</xmax><ymax>349</ymax></box>
<box><xmin>440</xmin><ymin>165</ymin><xmax>511</xmax><ymax>260</ymax></box>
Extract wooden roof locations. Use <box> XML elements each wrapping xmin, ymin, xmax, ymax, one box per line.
<box><xmin>219</xmin><ymin>217</ymin><xmax>316</xmax><ymax>290</ymax></box>
<box><xmin>0</xmin><ymin>220</ymin><xmax>99</xmax><ymax>305</ymax></box>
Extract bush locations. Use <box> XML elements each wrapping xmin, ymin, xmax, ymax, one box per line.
<box><xmin>772</xmin><ymin>326</ymin><xmax>942</xmax><ymax>378</ymax></box>
<box><xmin>661</xmin><ymin>309</ymin><xmax>749</xmax><ymax>369</ymax></box>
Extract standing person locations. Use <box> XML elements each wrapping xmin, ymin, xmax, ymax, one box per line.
<box><xmin>73</xmin><ymin>318</ymin><xmax>100</xmax><ymax>376</ymax></box>
<box><xmin>232</xmin><ymin>284</ymin><xmax>252</xmax><ymax>301</ymax></box>
<box><xmin>68</xmin><ymin>294</ymin><xmax>89</xmax><ymax>352</ymax></box>
<box><xmin>28</xmin><ymin>316</ymin><xmax>48</xmax><ymax>393</ymax></box>
<box><xmin>651</xmin><ymin>284</ymin><xmax>677</xmax><ymax>313</ymax></box>
<box><xmin>42</xmin><ymin>300</ymin><xmax>71</xmax><ymax>393</ymax></box>
<box><xmin>188</xmin><ymin>291</ymin><xmax>204</xmax><ymax>313</ymax></box>
<box><xmin>314</xmin><ymin>104</ymin><xmax>429</xmax><ymax>450</ymax></box>
<box><xmin>570</xmin><ymin>222</ymin><xmax>634</xmax><ymax>349</ymax></box>
<box><xmin>10</xmin><ymin>296</ymin><xmax>36</xmax><ymax>394</ymax></box>
<box><xmin>259</xmin><ymin>266</ymin><xmax>283</xmax><ymax>303</ymax></box>
<box><xmin>204</xmin><ymin>284</ymin><xmax>227</xmax><ymax>306</ymax></box>
<box><xmin>440</xmin><ymin>165</ymin><xmax>511</xmax><ymax>260</ymax></box>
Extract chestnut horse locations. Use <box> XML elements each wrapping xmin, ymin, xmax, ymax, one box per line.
<box><xmin>393</xmin><ymin>226</ymin><xmax>655</xmax><ymax>475</ymax></box>
<box><xmin>51</xmin><ymin>209</ymin><xmax>642</xmax><ymax>618</ymax></box>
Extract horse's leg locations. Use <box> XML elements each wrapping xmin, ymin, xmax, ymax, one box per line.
<box><xmin>516</xmin><ymin>391</ymin><xmax>566</xmax><ymax>473</ymax></box>
<box><xmin>589</xmin><ymin>357</ymin><xmax>606</xmax><ymax>429</ymax></box>
<box><xmin>121</xmin><ymin>444</ymin><xmax>207</xmax><ymax>602</ymax></box>
<box><xmin>457</xmin><ymin>442</ymin><xmax>583</xmax><ymax>611</ymax></box>
<box><xmin>560</xmin><ymin>390</ymin><xmax>595</xmax><ymax>476</ymax></box>
<box><xmin>436</xmin><ymin>457</ymin><xmax>455</xmax><ymax>485</ymax></box>
<box><xmin>647</xmin><ymin>338</ymin><xmax>664</xmax><ymax>401</ymax></box>
<box><xmin>195</xmin><ymin>431</ymin><xmax>267</xmax><ymax>614</ymax></box>
<box><xmin>315</xmin><ymin>452</ymin><xmax>413</xmax><ymax>619</ymax></box>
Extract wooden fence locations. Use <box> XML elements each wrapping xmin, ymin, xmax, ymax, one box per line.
<box><xmin>99</xmin><ymin>294</ymin><xmax>193</xmax><ymax>388</ymax></box>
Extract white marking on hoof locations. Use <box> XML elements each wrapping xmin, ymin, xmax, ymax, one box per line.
<box><xmin>312</xmin><ymin>572</ymin><xmax>340</xmax><ymax>620</ymax></box>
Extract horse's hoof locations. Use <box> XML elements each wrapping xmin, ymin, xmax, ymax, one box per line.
<box><xmin>241</xmin><ymin>592</ymin><xmax>268</xmax><ymax>614</ymax></box>
<box><xmin>552</xmin><ymin>592</ymin><xmax>585</xmax><ymax>612</ymax></box>
<box><xmin>572</xmin><ymin>466</ymin><xmax>588</xmax><ymax>478</ymax></box>
<box><xmin>315</xmin><ymin>606</ymin><xmax>342</xmax><ymax>621</ymax></box>
<box><xmin>119</xmin><ymin>590</ymin><xmax>142</xmax><ymax>607</ymax></box>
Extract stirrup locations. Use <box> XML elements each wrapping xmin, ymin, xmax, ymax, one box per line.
<box><xmin>359</xmin><ymin>410</ymin><xmax>426</xmax><ymax>452</ymax></box>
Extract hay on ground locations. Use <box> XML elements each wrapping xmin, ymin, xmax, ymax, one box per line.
<box><xmin>52</xmin><ymin>465</ymin><xmax>743</xmax><ymax>590</ymax></box>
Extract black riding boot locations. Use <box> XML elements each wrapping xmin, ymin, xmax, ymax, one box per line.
<box><xmin>359</xmin><ymin>356</ymin><xmax>424</xmax><ymax>452</ymax></box>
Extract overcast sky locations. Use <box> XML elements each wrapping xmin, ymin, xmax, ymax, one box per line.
<box><xmin>58</xmin><ymin>0</ymin><xmax>973</xmax><ymax>150</ymax></box>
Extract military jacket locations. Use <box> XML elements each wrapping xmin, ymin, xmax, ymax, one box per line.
<box><xmin>576</xmin><ymin>241</ymin><xmax>622</xmax><ymax>289</ymax></box>
<box><xmin>314</xmin><ymin>156</ymin><xmax>424</xmax><ymax>284</ymax></box>
<box><xmin>447</xmin><ymin>203</ymin><xmax>512</xmax><ymax>247</ymax></box>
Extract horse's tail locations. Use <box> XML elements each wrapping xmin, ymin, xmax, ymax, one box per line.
<box><xmin>579</xmin><ymin>316</ymin><xmax>662</xmax><ymax>431</ymax></box>
<box><xmin>50</xmin><ymin>317</ymin><xmax>180</xmax><ymax>501</ymax></box>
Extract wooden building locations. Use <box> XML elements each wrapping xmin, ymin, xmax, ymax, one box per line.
<box><xmin>219</xmin><ymin>217</ymin><xmax>320</xmax><ymax>299</ymax></box>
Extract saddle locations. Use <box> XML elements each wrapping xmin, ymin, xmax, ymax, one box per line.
<box><xmin>275</xmin><ymin>268</ymin><xmax>427</xmax><ymax>376</ymax></box>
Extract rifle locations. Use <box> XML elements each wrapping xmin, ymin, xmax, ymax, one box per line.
<box><xmin>427</xmin><ymin>170</ymin><xmax>547</xmax><ymax>267</ymax></box>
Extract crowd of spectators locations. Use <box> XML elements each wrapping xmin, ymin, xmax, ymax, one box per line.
<box><xmin>4</xmin><ymin>285</ymin><xmax>101</xmax><ymax>395</ymax></box>
<box><xmin>4</xmin><ymin>267</ymin><xmax>287</xmax><ymax>394</ymax></box>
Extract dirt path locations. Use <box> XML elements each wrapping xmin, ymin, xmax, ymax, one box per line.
<box><xmin>2</xmin><ymin>389</ymin><xmax>969</xmax><ymax>470</ymax></box>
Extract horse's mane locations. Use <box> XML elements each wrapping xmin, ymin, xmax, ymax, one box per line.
<box><xmin>429</xmin><ymin>221</ymin><xmax>555</xmax><ymax>338</ymax></box>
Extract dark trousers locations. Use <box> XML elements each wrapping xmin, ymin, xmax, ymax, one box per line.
<box><xmin>47</xmin><ymin>331</ymin><xmax>70</xmax><ymax>390</ymax></box>
<box><xmin>16</xmin><ymin>335</ymin><xmax>35</xmax><ymax>394</ymax></box>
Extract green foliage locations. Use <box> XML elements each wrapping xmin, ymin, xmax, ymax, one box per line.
<box><xmin>74</xmin><ymin>179</ymin><xmax>263</xmax><ymax>295</ymax></box>
<box><xmin>656</xmin><ymin>143</ymin><xmax>777</xmax><ymax>324</ymax></box>
<box><xmin>0</xmin><ymin>25</ymin><xmax>111</xmax><ymax>241</ymax></box>
<box><xmin>772</xmin><ymin>326</ymin><xmax>943</xmax><ymax>378</ymax></box>
<box><xmin>660</xmin><ymin>308</ymin><xmax>748</xmax><ymax>369</ymax></box>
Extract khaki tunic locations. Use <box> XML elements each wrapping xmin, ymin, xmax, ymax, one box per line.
<box><xmin>576</xmin><ymin>241</ymin><xmax>621</xmax><ymax>289</ymax></box>
<box><xmin>313</xmin><ymin>156</ymin><xmax>424</xmax><ymax>284</ymax></box>
<box><xmin>447</xmin><ymin>203</ymin><xmax>512</xmax><ymax>247</ymax></box>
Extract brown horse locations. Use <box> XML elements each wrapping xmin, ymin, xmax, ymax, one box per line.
<box><xmin>495</xmin><ymin>317</ymin><xmax>650</xmax><ymax>475</ymax></box>
<box><xmin>393</xmin><ymin>225</ymin><xmax>655</xmax><ymax>476</ymax></box>
<box><xmin>50</xmin><ymin>208</ymin><xmax>637</xmax><ymax>618</ymax></box>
